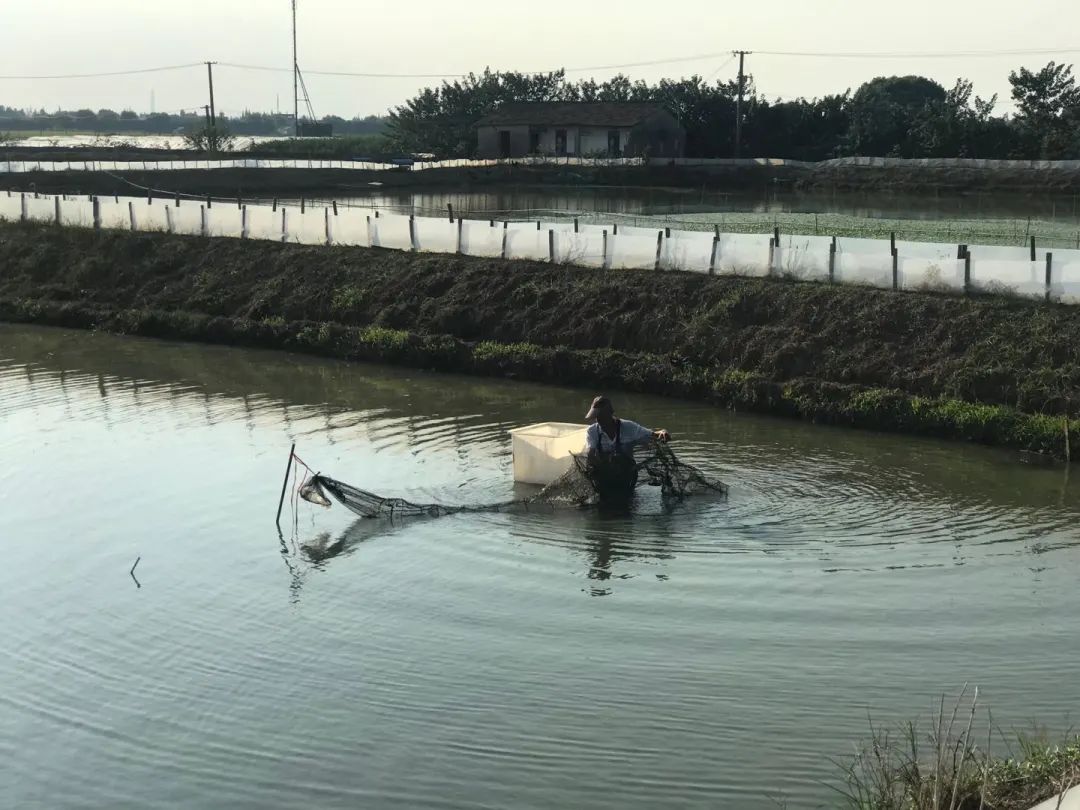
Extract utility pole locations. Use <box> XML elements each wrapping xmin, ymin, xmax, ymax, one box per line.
<box><xmin>205</xmin><ymin>61</ymin><xmax>217</xmax><ymax>127</ymax></box>
<box><xmin>733</xmin><ymin>50</ymin><xmax>751</xmax><ymax>158</ymax></box>
<box><xmin>292</xmin><ymin>0</ymin><xmax>299</xmax><ymax>137</ymax></box>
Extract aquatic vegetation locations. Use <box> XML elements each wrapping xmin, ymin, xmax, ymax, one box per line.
<box><xmin>834</xmin><ymin>689</ymin><xmax>1080</xmax><ymax>810</ymax></box>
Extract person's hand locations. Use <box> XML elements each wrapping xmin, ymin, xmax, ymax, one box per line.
<box><xmin>654</xmin><ymin>429</ymin><xmax>671</xmax><ymax>443</ymax></box>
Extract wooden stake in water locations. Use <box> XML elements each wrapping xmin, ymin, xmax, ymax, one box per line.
<box><xmin>276</xmin><ymin>444</ymin><xmax>296</xmax><ymax>529</ymax></box>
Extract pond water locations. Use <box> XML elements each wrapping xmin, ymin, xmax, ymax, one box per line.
<box><xmin>305</xmin><ymin>187</ymin><xmax>1080</xmax><ymax>225</ymax></box>
<box><xmin>2</xmin><ymin>324</ymin><xmax>1079</xmax><ymax>809</ymax></box>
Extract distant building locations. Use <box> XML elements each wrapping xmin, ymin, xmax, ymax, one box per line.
<box><xmin>476</xmin><ymin>102</ymin><xmax>685</xmax><ymax>160</ymax></box>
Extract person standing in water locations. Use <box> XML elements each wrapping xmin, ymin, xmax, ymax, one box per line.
<box><xmin>584</xmin><ymin>395</ymin><xmax>670</xmax><ymax>459</ymax></box>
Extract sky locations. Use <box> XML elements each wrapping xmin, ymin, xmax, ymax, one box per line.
<box><xmin>3</xmin><ymin>0</ymin><xmax>1080</xmax><ymax>119</ymax></box>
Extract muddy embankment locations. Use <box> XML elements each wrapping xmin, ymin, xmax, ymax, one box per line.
<box><xmin>1</xmin><ymin>220</ymin><xmax>1078</xmax><ymax>458</ymax></box>
<box><xmin>6</xmin><ymin>146</ymin><xmax>1080</xmax><ymax>197</ymax></box>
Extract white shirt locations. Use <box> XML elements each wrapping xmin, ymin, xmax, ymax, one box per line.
<box><xmin>585</xmin><ymin>419</ymin><xmax>654</xmax><ymax>456</ymax></box>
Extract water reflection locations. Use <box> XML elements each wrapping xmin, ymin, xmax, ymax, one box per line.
<box><xmin>4</xmin><ymin>323</ymin><xmax>1080</xmax><ymax>598</ymax></box>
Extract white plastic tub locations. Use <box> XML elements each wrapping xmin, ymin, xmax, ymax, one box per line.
<box><xmin>509</xmin><ymin>422</ymin><xmax>588</xmax><ymax>485</ymax></box>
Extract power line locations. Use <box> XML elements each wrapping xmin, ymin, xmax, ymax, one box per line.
<box><xmin>756</xmin><ymin>47</ymin><xmax>1080</xmax><ymax>59</ymax></box>
<box><xmin>3</xmin><ymin>45</ymin><xmax>1080</xmax><ymax>83</ymax></box>
<box><xmin>0</xmin><ymin>63</ymin><xmax>203</xmax><ymax>80</ymax></box>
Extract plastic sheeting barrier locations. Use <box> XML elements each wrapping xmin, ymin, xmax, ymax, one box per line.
<box><xmin>899</xmin><ymin>258</ymin><xmax>965</xmax><ymax>292</ymax></box>
<box><xmin>0</xmin><ymin>194</ymin><xmax>22</xmax><ymax>222</ymax></box>
<box><xmin>246</xmin><ymin>206</ymin><xmax>283</xmax><ymax>241</ymax></box>
<box><xmin>24</xmin><ymin>196</ymin><xmax>56</xmax><ymax>224</ymax></box>
<box><xmin>284</xmin><ymin>208</ymin><xmax>328</xmax><ymax>245</ymax></box>
<box><xmin>329</xmin><ymin>208</ymin><xmax>373</xmax><ymax>247</ymax></box>
<box><xmin>969</xmin><ymin>259</ymin><xmax>1044</xmax><ymax>299</ymax></box>
<box><xmin>172</xmin><ymin>204</ymin><xmax>206</xmax><ymax>236</ymax></box>
<box><xmin>505</xmin><ymin>228</ymin><xmax>550</xmax><ymax>262</ymax></box>
<box><xmin>835</xmin><ymin>252</ymin><xmax>893</xmax><ymax>288</ymax></box>
<box><xmin>775</xmin><ymin>235</ymin><xmax>832</xmax><ymax>281</ymax></box>
<box><xmin>460</xmin><ymin>221</ymin><xmax>505</xmax><ymax>258</ymax></box>
<box><xmin>661</xmin><ymin>231</ymin><xmax>714</xmax><ymax>274</ymax></box>
<box><xmin>1057</xmin><ymin>262</ymin><xmax>1080</xmax><ymax>304</ymax></box>
<box><xmin>369</xmin><ymin>214</ymin><xmax>413</xmax><ymax>251</ymax></box>
<box><xmin>715</xmin><ymin>233</ymin><xmax>772</xmax><ymax>277</ymax></box>
<box><xmin>414</xmin><ymin>218</ymin><xmax>458</xmax><ymax>254</ymax></box>
<box><xmin>553</xmin><ymin>230</ymin><xmax>605</xmax><ymax>268</ymax></box>
<box><xmin>205</xmin><ymin>207</ymin><xmax>243</xmax><ymax>239</ymax></box>
<box><xmin>11</xmin><ymin>194</ymin><xmax>1080</xmax><ymax>305</ymax></box>
<box><xmin>609</xmin><ymin>232</ymin><xmax>662</xmax><ymax>270</ymax></box>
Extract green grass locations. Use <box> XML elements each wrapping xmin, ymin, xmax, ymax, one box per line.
<box><xmin>244</xmin><ymin>134</ymin><xmax>393</xmax><ymax>160</ymax></box>
<box><xmin>834</xmin><ymin>689</ymin><xmax>1080</xmax><ymax>810</ymax></box>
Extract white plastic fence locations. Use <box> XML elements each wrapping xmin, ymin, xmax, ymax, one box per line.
<box><xmin>6</xmin><ymin>156</ymin><xmax>1080</xmax><ymax>174</ymax></box>
<box><xmin>2</xmin><ymin>191</ymin><xmax>1079</xmax><ymax>304</ymax></box>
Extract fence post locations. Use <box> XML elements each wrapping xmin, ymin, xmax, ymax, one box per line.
<box><xmin>829</xmin><ymin>236</ymin><xmax>836</xmax><ymax>283</ymax></box>
<box><xmin>323</xmin><ymin>207</ymin><xmax>331</xmax><ymax>245</ymax></box>
<box><xmin>300</xmin><ymin>197</ymin><xmax>305</xmax><ymax>214</ymax></box>
<box><xmin>1030</xmin><ymin>236</ymin><xmax>1036</xmax><ymax>262</ymax></box>
<box><xmin>456</xmin><ymin>217</ymin><xmax>464</xmax><ymax>254</ymax></box>
<box><xmin>709</xmin><ymin>235</ymin><xmax>719</xmax><ymax>275</ymax></box>
<box><xmin>165</xmin><ymin>205</ymin><xmax>174</xmax><ymax>234</ymax></box>
<box><xmin>128</xmin><ymin>201</ymin><xmax>136</xmax><ymax>231</ymax></box>
<box><xmin>891</xmin><ymin>248</ymin><xmax>899</xmax><ymax>291</ymax></box>
<box><xmin>768</xmin><ymin>238</ymin><xmax>775</xmax><ymax>275</ymax></box>
<box><xmin>333</xmin><ymin>200</ymin><xmax>338</xmax><ymax>216</ymax></box>
<box><xmin>409</xmin><ymin>215</ymin><xmax>417</xmax><ymax>251</ymax></box>
<box><xmin>665</xmin><ymin>226</ymin><xmax>672</xmax><ymax>239</ymax></box>
<box><xmin>613</xmin><ymin>223</ymin><xmax>618</xmax><ymax>236</ymax></box>
<box><xmin>54</xmin><ymin>195</ymin><xmax>62</xmax><ymax>225</ymax></box>
<box><xmin>20</xmin><ymin>193</ymin><xmax>26</xmax><ymax>222</ymax></box>
<box><xmin>147</xmin><ymin>188</ymin><xmax>153</xmax><ymax>205</ymax></box>
<box><xmin>175</xmin><ymin>191</ymin><xmax>181</xmax><ymax>208</ymax></box>
<box><xmin>602</xmin><ymin>229</ymin><xmax>608</xmax><ymax>269</ymax></box>
<box><xmin>201</xmin><ymin>205</ymin><xmax>208</xmax><ymax>238</ymax></box>
<box><xmin>272</xmin><ymin>198</ymin><xmax>278</xmax><ymax>212</ymax></box>
<box><xmin>366</xmin><ymin>215</ymin><xmax>373</xmax><ymax>248</ymax></box>
<box><xmin>206</xmin><ymin>195</ymin><xmax>212</xmax><ymax>210</ymax></box>
<box><xmin>890</xmin><ymin>231</ymin><xmax>896</xmax><ymax>254</ymax></box>
<box><xmin>549</xmin><ymin>229</ymin><xmax>556</xmax><ymax>263</ymax></box>
<box><xmin>536</xmin><ymin>220</ymin><xmax>541</xmax><ymax>231</ymax></box>
<box><xmin>92</xmin><ymin>197</ymin><xmax>100</xmax><ymax>230</ymax></box>
<box><xmin>237</xmin><ymin>196</ymin><xmax>242</xmax><ymax>210</ymax></box>
<box><xmin>281</xmin><ymin>208</ymin><xmax>288</xmax><ymax>242</ymax></box>
<box><xmin>447</xmin><ymin>203</ymin><xmax>454</xmax><ymax>223</ymax></box>
<box><xmin>1046</xmin><ymin>252</ymin><xmax>1054</xmax><ymax>303</ymax></box>
<box><xmin>574</xmin><ymin>218</ymin><xmax>579</xmax><ymax>234</ymax></box>
<box><xmin>963</xmin><ymin>250</ymin><xmax>971</xmax><ymax>294</ymax></box>
<box><xmin>655</xmin><ymin>230</ymin><xmax>664</xmax><ymax>271</ymax></box>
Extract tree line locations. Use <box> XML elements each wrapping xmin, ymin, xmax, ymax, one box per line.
<box><xmin>385</xmin><ymin>62</ymin><xmax>1080</xmax><ymax>161</ymax></box>
<box><xmin>0</xmin><ymin>107</ymin><xmax>386</xmax><ymax>138</ymax></box>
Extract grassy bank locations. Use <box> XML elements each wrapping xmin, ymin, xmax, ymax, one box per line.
<box><xmin>834</xmin><ymin>691</ymin><xmax>1080</xmax><ymax>810</ymax></box>
<box><xmin>1</xmin><ymin>221</ymin><xmax>1078</xmax><ymax>458</ymax></box>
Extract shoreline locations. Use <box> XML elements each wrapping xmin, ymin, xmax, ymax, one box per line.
<box><xmin>1</xmin><ymin>221</ymin><xmax>1077</xmax><ymax>460</ymax></box>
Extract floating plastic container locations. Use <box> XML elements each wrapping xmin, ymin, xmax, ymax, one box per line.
<box><xmin>509</xmin><ymin>422</ymin><xmax>588</xmax><ymax>485</ymax></box>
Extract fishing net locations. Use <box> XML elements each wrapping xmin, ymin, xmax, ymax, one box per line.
<box><xmin>300</xmin><ymin>443</ymin><xmax>726</xmax><ymax>520</ymax></box>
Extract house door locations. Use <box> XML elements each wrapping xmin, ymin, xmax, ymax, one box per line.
<box><xmin>608</xmin><ymin>130</ymin><xmax>621</xmax><ymax>157</ymax></box>
<box><xmin>555</xmin><ymin>129</ymin><xmax>567</xmax><ymax>156</ymax></box>
<box><xmin>499</xmin><ymin>130</ymin><xmax>512</xmax><ymax>158</ymax></box>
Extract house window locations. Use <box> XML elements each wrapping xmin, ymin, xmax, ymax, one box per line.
<box><xmin>529</xmin><ymin>130</ymin><xmax>541</xmax><ymax>154</ymax></box>
<box><xmin>555</xmin><ymin>129</ymin><xmax>568</xmax><ymax>156</ymax></box>
<box><xmin>608</xmin><ymin>130</ymin><xmax>621</xmax><ymax>157</ymax></box>
<box><xmin>499</xmin><ymin>130</ymin><xmax>512</xmax><ymax>158</ymax></box>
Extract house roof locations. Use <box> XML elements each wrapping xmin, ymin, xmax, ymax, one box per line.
<box><xmin>476</xmin><ymin>102</ymin><xmax>669</xmax><ymax>128</ymax></box>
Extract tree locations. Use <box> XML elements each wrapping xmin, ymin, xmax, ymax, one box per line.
<box><xmin>183</xmin><ymin>124</ymin><xmax>236</xmax><ymax>153</ymax></box>
<box><xmin>1009</xmin><ymin>61</ymin><xmax>1080</xmax><ymax>158</ymax></box>
<box><xmin>387</xmin><ymin>69</ymin><xmax>570</xmax><ymax>156</ymax></box>
<box><xmin>842</xmin><ymin>76</ymin><xmax>947</xmax><ymax>157</ymax></box>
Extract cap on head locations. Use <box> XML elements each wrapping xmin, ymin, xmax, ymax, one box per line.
<box><xmin>585</xmin><ymin>395</ymin><xmax>614</xmax><ymax>422</ymax></box>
